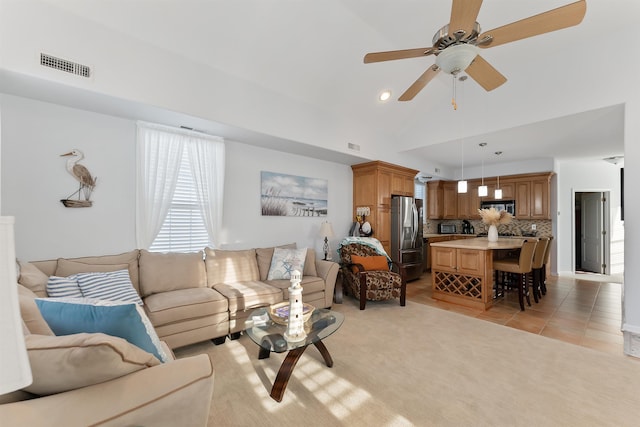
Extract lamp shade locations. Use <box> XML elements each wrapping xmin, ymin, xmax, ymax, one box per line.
<box><xmin>478</xmin><ymin>185</ymin><xmax>488</xmax><ymax>197</ymax></box>
<box><xmin>494</xmin><ymin>188</ymin><xmax>503</xmax><ymax>199</ymax></box>
<box><xmin>318</xmin><ymin>221</ymin><xmax>335</xmax><ymax>238</ymax></box>
<box><xmin>457</xmin><ymin>180</ymin><xmax>467</xmax><ymax>193</ymax></box>
<box><xmin>0</xmin><ymin>217</ymin><xmax>32</xmax><ymax>394</ymax></box>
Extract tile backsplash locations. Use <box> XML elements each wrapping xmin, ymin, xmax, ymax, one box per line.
<box><xmin>425</xmin><ymin>219</ymin><xmax>552</xmax><ymax>237</ymax></box>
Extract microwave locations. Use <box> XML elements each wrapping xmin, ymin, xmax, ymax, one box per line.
<box><xmin>480</xmin><ymin>200</ymin><xmax>515</xmax><ymax>215</ymax></box>
<box><xmin>438</xmin><ymin>224</ymin><xmax>457</xmax><ymax>234</ymax></box>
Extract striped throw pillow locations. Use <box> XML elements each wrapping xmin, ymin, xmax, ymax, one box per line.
<box><xmin>75</xmin><ymin>269</ymin><xmax>143</xmax><ymax>305</ymax></box>
<box><xmin>47</xmin><ymin>275</ymin><xmax>83</xmax><ymax>298</ymax></box>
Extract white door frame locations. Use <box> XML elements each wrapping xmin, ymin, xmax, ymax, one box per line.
<box><xmin>571</xmin><ymin>189</ymin><xmax>611</xmax><ymax>275</ymax></box>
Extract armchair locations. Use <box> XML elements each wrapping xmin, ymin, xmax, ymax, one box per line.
<box><xmin>338</xmin><ymin>242</ymin><xmax>406</xmax><ymax>310</ymax></box>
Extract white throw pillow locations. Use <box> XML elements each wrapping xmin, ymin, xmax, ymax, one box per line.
<box><xmin>267</xmin><ymin>248</ymin><xmax>307</xmax><ymax>280</ymax></box>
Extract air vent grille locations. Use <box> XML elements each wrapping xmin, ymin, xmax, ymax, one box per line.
<box><xmin>347</xmin><ymin>142</ymin><xmax>360</xmax><ymax>152</ymax></box>
<box><xmin>40</xmin><ymin>53</ymin><xmax>91</xmax><ymax>78</ymax></box>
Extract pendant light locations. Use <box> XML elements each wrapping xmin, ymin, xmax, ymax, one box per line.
<box><xmin>495</xmin><ymin>176</ymin><xmax>503</xmax><ymax>199</ymax></box>
<box><xmin>478</xmin><ymin>143</ymin><xmax>488</xmax><ymax>197</ymax></box>
<box><xmin>494</xmin><ymin>151</ymin><xmax>503</xmax><ymax>199</ymax></box>
<box><xmin>457</xmin><ymin>140</ymin><xmax>467</xmax><ymax>193</ymax></box>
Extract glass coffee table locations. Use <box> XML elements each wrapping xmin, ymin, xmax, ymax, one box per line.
<box><xmin>245</xmin><ymin>306</ymin><xmax>344</xmax><ymax>402</ymax></box>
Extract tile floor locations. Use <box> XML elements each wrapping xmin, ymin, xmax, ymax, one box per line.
<box><xmin>405</xmin><ymin>271</ymin><xmax>631</xmax><ymax>358</ymax></box>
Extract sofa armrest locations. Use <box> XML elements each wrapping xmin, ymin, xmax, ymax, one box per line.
<box><xmin>315</xmin><ymin>260</ymin><xmax>339</xmax><ymax>308</ymax></box>
<box><xmin>0</xmin><ymin>354</ymin><xmax>214</xmax><ymax>427</ymax></box>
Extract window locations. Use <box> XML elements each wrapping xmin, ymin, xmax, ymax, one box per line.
<box><xmin>136</xmin><ymin>122</ymin><xmax>225</xmax><ymax>252</ymax></box>
<box><xmin>149</xmin><ymin>151</ymin><xmax>210</xmax><ymax>252</ymax></box>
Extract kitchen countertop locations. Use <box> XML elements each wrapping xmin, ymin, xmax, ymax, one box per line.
<box><xmin>424</xmin><ymin>233</ymin><xmax>476</xmax><ymax>238</ymax></box>
<box><xmin>429</xmin><ymin>237</ymin><xmax>528</xmax><ymax>250</ymax></box>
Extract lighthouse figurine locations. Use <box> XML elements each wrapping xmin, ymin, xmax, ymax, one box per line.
<box><xmin>284</xmin><ymin>270</ymin><xmax>306</xmax><ymax>342</ymax></box>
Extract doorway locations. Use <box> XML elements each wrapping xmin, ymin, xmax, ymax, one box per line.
<box><xmin>574</xmin><ymin>191</ymin><xmax>609</xmax><ymax>274</ymax></box>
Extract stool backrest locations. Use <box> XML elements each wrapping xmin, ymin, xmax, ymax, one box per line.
<box><xmin>518</xmin><ymin>240</ymin><xmax>537</xmax><ymax>273</ymax></box>
<box><xmin>532</xmin><ymin>237</ymin><xmax>550</xmax><ymax>269</ymax></box>
<box><xmin>542</xmin><ymin>236</ymin><xmax>554</xmax><ymax>265</ymax></box>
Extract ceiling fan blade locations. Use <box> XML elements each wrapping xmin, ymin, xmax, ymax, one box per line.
<box><xmin>449</xmin><ymin>0</ymin><xmax>483</xmax><ymax>39</ymax></box>
<box><xmin>398</xmin><ymin>65</ymin><xmax>440</xmax><ymax>101</ymax></box>
<box><xmin>465</xmin><ymin>55</ymin><xmax>507</xmax><ymax>91</ymax></box>
<box><xmin>477</xmin><ymin>0</ymin><xmax>586</xmax><ymax>49</ymax></box>
<box><xmin>364</xmin><ymin>47</ymin><xmax>436</xmax><ymax>64</ymax></box>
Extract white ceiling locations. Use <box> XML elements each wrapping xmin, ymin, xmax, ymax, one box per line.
<box><xmin>3</xmin><ymin>0</ymin><xmax>630</xmax><ymax>171</ymax></box>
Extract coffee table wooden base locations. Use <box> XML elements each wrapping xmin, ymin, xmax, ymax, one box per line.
<box><xmin>268</xmin><ymin>340</ymin><xmax>334</xmax><ymax>402</ymax></box>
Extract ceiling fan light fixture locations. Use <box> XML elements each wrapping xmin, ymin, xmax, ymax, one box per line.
<box><xmin>435</xmin><ymin>44</ymin><xmax>479</xmax><ymax>75</ymax></box>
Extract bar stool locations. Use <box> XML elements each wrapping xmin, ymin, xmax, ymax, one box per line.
<box><xmin>493</xmin><ymin>240</ymin><xmax>537</xmax><ymax>311</ymax></box>
<box><xmin>540</xmin><ymin>236</ymin><xmax>553</xmax><ymax>295</ymax></box>
<box><xmin>529</xmin><ymin>237</ymin><xmax>550</xmax><ymax>303</ymax></box>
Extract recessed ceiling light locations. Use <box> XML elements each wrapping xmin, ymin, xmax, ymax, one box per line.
<box><xmin>379</xmin><ymin>90</ymin><xmax>391</xmax><ymax>102</ymax></box>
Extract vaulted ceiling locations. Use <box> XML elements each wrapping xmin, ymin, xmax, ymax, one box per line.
<box><xmin>1</xmin><ymin>0</ymin><xmax>631</xmax><ymax>177</ymax></box>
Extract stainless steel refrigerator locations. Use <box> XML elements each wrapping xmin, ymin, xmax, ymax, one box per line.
<box><xmin>391</xmin><ymin>195</ymin><xmax>423</xmax><ymax>281</ymax></box>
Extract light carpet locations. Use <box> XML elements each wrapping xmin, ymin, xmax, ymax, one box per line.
<box><xmin>174</xmin><ymin>299</ymin><xmax>640</xmax><ymax>426</ymax></box>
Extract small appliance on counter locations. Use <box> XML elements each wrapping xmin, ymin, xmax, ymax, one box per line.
<box><xmin>461</xmin><ymin>220</ymin><xmax>472</xmax><ymax>234</ymax></box>
<box><xmin>437</xmin><ymin>223</ymin><xmax>457</xmax><ymax>234</ymax></box>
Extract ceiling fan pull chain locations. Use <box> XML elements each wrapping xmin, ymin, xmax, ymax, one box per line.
<box><xmin>452</xmin><ymin>75</ymin><xmax>458</xmax><ymax>110</ymax></box>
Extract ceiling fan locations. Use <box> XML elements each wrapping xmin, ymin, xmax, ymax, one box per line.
<box><xmin>364</xmin><ymin>0</ymin><xmax>587</xmax><ymax>101</ymax></box>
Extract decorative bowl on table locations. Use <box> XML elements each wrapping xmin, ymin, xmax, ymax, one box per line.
<box><xmin>268</xmin><ymin>302</ymin><xmax>315</xmax><ymax>325</ymax></box>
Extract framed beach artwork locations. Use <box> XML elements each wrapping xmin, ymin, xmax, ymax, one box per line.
<box><xmin>261</xmin><ymin>171</ymin><xmax>328</xmax><ymax>217</ymax></box>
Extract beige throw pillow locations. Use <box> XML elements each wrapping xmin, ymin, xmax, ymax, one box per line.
<box><xmin>17</xmin><ymin>261</ymin><xmax>49</xmax><ymax>297</ymax></box>
<box><xmin>23</xmin><ymin>332</ymin><xmax>160</xmax><ymax>396</ymax></box>
<box><xmin>17</xmin><ymin>284</ymin><xmax>54</xmax><ymax>336</ymax></box>
<box><xmin>138</xmin><ymin>250</ymin><xmax>206</xmax><ymax>297</ymax></box>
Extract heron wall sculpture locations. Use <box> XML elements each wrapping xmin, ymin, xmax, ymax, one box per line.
<box><xmin>60</xmin><ymin>149</ymin><xmax>97</xmax><ymax>208</ymax></box>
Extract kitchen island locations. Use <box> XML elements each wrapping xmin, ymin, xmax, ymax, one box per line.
<box><xmin>430</xmin><ymin>237</ymin><xmax>526</xmax><ymax>310</ymax></box>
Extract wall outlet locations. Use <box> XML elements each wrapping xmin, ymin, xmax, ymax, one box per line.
<box><xmin>531</xmin><ymin>224</ymin><xmax>537</xmax><ymax>230</ymax></box>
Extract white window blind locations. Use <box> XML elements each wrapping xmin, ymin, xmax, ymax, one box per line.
<box><xmin>415</xmin><ymin>181</ymin><xmax>425</xmax><ymax>201</ymax></box>
<box><xmin>149</xmin><ymin>151</ymin><xmax>210</xmax><ymax>252</ymax></box>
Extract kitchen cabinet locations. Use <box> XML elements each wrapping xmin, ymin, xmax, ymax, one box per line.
<box><xmin>427</xmin><ymin>173</ymin><xmax>553</xmax><ymax>220</ymax></box>
<box><xmin>425</xmin><ymin>235</ymin><xmax>452</xmax><ymax>270</ymax></box>
<box><xmin>427</xmin><ymin>181</ymin><xmax>443</xmax><ymax>219</ymax></box>
<box><xmin>352</xmin><ymin>161</ymin><xmax>418</xmax><ymax>254</ymax></box>
<box><xmin>511</xmin><ymin>173</ymin><xmax>553</xmax><ymax>219</ymax></box>
<box><xmin>442</xmin><ymin>182</ymin><xmax>458</xmax><ymax>219</ymax></box>
<box><xmin>431</xmin><ymin>246</ymin><xmax>486</xmax><ymax>276</ymax></box>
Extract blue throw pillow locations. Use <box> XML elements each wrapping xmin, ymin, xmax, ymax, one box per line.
<box><xmin>35</xmin><ymin>297</ymin><xmax>168</xmax><ymax>362</ymax></box>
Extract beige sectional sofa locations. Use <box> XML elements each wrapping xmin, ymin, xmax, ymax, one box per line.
<box><xmin>1</xmin><ymin>244</ymin><xmax>337</xmax><ymax>425</ymax></box>
<box><xmin>17</xmin><ymin>244</ymin><xmax>338</xmax><ymax>349</ymax></box>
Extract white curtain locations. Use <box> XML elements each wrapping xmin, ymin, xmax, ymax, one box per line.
<box><xmin>186</xmin><ymin>136</ymin><xmax>225</xmax><ymax>248</ymax></box>
<box><xmin>135</xmin><ymin>121</ymin><xmax>225</xmax><ymax>249</ymax></box>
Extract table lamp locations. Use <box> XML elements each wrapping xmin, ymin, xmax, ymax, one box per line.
<box><xmin>0</xmin><ymin>217</ymin><xmax>32</xmax><ymax>394</ymax></box>
<box><xmin>318</xmin><ymin>221</ymin><xmax>335</xmax><ymax>260</ymax></box>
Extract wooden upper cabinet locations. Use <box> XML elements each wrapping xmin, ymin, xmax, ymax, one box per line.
<box><xmin>426</xmin><ymin>172</ymin><xmax>553</xmax><ymax>220</ymax></box>
<box><xmin>352</xmin><ymin>161</ymin><xmax>419</xmax><ymax>248</ymax></box>
<box><xmin>427</xmin><ymin>181</ymin><xmax>443</xmax><ymax>219</ymax></box>
<box><xmin>442</xmin><ymin>182</ymin><xmax>458</xmax><ymax>219</ymax></box>
<box><xmin>515</xmin><ymin>181</ymin><xmax>531</xmax><ymax>218</ymax></box>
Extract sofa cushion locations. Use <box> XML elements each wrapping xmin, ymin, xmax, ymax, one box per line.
<box><xmin>213</xmin><ymin>281</ymin><xmax>283</xmax><ymax>314</ymax></box>
<box><xmin>205</xmin><ymin>248</ymin><xmax>259</xmax><ymax>285</ymax></box>
<box><xmin>23</xmin><ymin>333</ymin><xmax>160</xmax><ymax>396</ymax></box>
<box><xmin>265</xmin><ymin>276</ymin><xmax>326</xmax><ymax>300</ymax></box>
<box><xmin>256</xmin><ymin>243</ymin><xmax>297</xmax><ymax>280</ymax></box>
<box><xmin>75</xmin><ymin>269</ymin><xmax>143</xmax><ymax>305</ymax></box>
<box><xmin>35</xmin><ymin>297</ymin><xmax>168</xmax><ymax>362</ymax></box>
<box><xmin>143</xmin><ymin>287</ymin><xmax>228</xmax><ymax>327</ymax></box>
<box><xmin>139</xmin><ymin>250</ymin><xmax>206</xmax><ymax>298</ymax></box>
<box><xmin>17</xmin><ymin>285</ymin><xmax>54</xmax><ymax>336</ymax></box>
<box><xmin>267</xmin><ymin>248</ymin><xmax>307</xmax><ymax>280</ymax></box>
<box><xmin>54</xmin><ymin>250</ymin><xmax>141</xmax><ymax>293</ymax></box>
<box><xmin>46</xmin><ymin>275</ymin><xmax>84</xmax><ymax>298</ymax></box>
